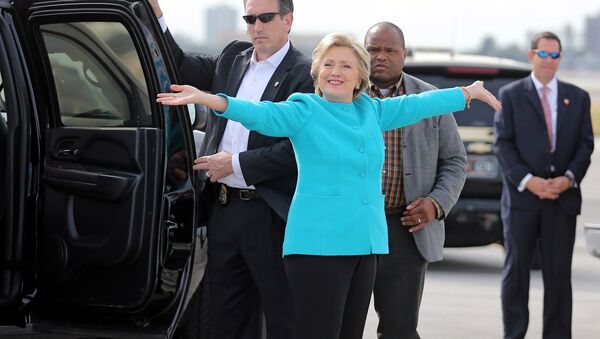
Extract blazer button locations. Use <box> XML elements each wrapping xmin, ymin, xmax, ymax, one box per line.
<box><xmin>359</xmin><ymin>173</ymin><xmax>366</xmax><ymax>178</ymax></box>
<box><xmin>353</xmin><ymin>126</ymin><xmax>359</xmax><ymax>130</ymax></box>
<box><xmin>362</xmin><ymin>199</ymin><xmax>368</xmax><ymax>205</ymax></box>
<box><xmin>359</xmin><ymin>148</ymin><xmax>365</xmax><ymax>153</ymax></box>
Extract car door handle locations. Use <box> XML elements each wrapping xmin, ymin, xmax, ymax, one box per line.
<box><xmin>57</xmin><ymin>148</ymin><xmax>79</xmax><ymax>157</ymax></box>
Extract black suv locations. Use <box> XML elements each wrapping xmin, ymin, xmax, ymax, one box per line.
<box><xmin>404</xmin><ymin>51</ymin><xmax>531</xmax><ymax>247</ymax></box>
<box><xmin>1</xmin><ymin>0</ymin><xmax>209</xmax><ymax>337</ymax></box>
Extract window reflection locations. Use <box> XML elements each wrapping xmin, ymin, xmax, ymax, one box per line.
<box><xmin>41</xmin><ymin>22</ymin><xmax>151</xmax><ymax>127</ymax></box>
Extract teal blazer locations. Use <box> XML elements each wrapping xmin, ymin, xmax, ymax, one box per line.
<box><xmin>215</xmin><ymin>89</ymin><xmax>465</xmax><ymax>256</ymax></box>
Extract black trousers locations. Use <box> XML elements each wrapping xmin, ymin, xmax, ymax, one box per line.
<box><xmin>284</xmin><ymin>255</ymin><xmax>376</xmax><ymax>339</ymax></box>
<box><xmin>501</xmin><ymin>201</ymin><xmax>576</xmax><ymax>339</ymax></box>
<box><xmin>373</xmin><ymin>210</ymin><xmax>428</xmax><ymax>339</ymax></box>
<box><xmin>207</xmin><ymin>195</ymin><xmax>293</xmax><ymax>339</ymax></box>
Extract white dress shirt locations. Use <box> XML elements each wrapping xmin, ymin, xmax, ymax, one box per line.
<box><xmin>220</xmin><ymin>41</ymin><xmax>290</xmax><ymax>188</ymax></box>
<box><xmin>158</xmin><ymin>15</ymin><xmax>290</xmax><ymax>189</ymax></box>
<box><xmin>518</xmin><ymin>73</ymin><xmax>558</xmax><ymax>192</ymax></box>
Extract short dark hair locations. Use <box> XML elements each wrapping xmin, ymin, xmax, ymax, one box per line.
<box><xmin>364</xmin><ymin>22</ymin><xmax>405</xmax><ymax>48</ymax></box>
<box><xmin>531</xmin><ymin>31</ymin><xmax>562</xmax><ymax>51</ymax></box>
<box><xmin>243</xmin><ymin>0</ymin><xmax>294</xmax><ymax>13</ymax></box>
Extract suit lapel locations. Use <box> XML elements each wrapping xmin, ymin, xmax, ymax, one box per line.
<box><xmin>211</xmin><ymin>48</ymin><xmax>253</xmax><ymax>150</ymax></box>
<box><xmin>247</xmin><ymin>45</ymin><xmax>297</xmax><ymax>146</ymax></box>
<box><xmin>523</xmin><ymin>77</ymin><xmax>547</xmax><ymax>127</ymax></box>
<box><xmin>403</xmin><ymin>73</ymin><xmax>419</xmax><ymax>94</ymax></box>
<box><xmin>555</xmin><ymin>81</ymin><xmax>570</xmax><ymax>144</ymax></box>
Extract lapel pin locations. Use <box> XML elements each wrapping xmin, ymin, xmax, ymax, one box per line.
<box><xmin>563</xmin><ymin>98</ymin><xmax>570</xmax><ymax>106</ymax></box>
<box><xmin>274</xmin><ymin>81</ymin><xmax>280</xmax><ymax>88</ymax></box>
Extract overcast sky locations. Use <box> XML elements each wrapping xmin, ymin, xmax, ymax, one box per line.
<box><xmin>158</xmin><ymin>0</ymin><xmax>599</xmax><ymax>51</ymax></box>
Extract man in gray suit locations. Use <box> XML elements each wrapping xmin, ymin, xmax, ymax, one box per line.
<box><xmin>364</xmin><ymin>22</ymin><xmax>467</xmax><ymax>339</ymax></box>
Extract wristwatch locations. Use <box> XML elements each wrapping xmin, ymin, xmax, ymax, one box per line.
<box><xmin>564</xmin><ymin>170</ymin><xmax>578</xmax><ymax>189</ymax></box>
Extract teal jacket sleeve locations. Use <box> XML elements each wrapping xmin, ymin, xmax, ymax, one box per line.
<box><xmin>373</xmin><ymin>87</ymin><xmax>466</xmax><ymax>131</ymax></box>
<box><xmin>213</xmin><ymin>93</ymin><xmax>313</xmax><ymax>137</ymax></box>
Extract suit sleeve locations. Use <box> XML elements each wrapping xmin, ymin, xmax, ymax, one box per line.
<box><xmin>376</xmin><ymin>88</ymin><xmax>466</xmax><ymax>131</ymax></box>
<box><xmin>238</xmin><ymin>78</ymin><xmax>315</xmax><ymax>185</ymax></box>
<box><xmin>165</xmin><ymin>30</ymin><xmax>217</xmax><ymax>90</ymax></box>
<box><xmin>567</xmin><ymin>91</ymin><xmax>595</xmax><ymax>183</ymax></box>
<box><xmin>493</xmin><ymin>87</ymin><xmax>533</xmax><ymax>187</ymax></box>
<box><xmin>428</xmin><ymin>114</ymin><xmax>468</xmax><ymax>215</ymax></box>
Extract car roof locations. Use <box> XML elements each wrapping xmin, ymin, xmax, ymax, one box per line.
<box><xmin>404</xmin><ymin>51</ymin><xmax>531</xmax><ymax>77</ymax></box>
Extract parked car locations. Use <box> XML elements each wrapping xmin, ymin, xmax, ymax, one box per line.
<box><xmin>0</xmin><ymin>0</ymin><xmax>210</xmax><ymax>337</ymax></box>
<box><xmin>403</xmin><ymin>50</ymin><xmax>531</xmax><ymax>247</ymax></box>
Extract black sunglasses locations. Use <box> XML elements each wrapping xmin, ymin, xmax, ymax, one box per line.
<box><xmin>533</xmin><ymin>50</ymin><xmax>561</xmax><ymax>59</ymax></box>
<box><xmin>242</xmin><ymin>12</ymin><xmax>285</xmax><ymax>24</ymax></box>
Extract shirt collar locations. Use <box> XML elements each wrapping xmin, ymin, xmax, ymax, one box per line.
<box><xmin>369</xmin><ymin>73</ymin><xmax>404</xmax><ymax>98</ymax></box>
<box><xmin>530</xmin><ymin>72</ymin><xmax>558</xmax><ymax>94</ymax></box>
<box><xmin>251</xmin><ymin>40</ymin><xmax>290</xmax><ymax>68</ymax></box>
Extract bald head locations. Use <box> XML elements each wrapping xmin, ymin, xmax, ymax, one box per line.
<box><xmin>364</xmin><ymin>22</ymin><xmax>405</xmax><ymax>47</ymax></box>
<box><xmin>364</xmin><ymin>22</ymin><xmax>407</xmax><ymax>89</ymax></box>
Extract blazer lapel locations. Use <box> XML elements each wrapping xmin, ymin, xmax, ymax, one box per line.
<box><xmin>260</xmin><ymin>45</ymin><xmax>297</xmax><ymax>101</ymax></box>
<box><xmin>403</xmin><ymin>73</ymin><xmax>419</xmax><ymax>94</ymax></box>
<box><xmin>523</xmin><ymin>77</ymin><xmax>547</xmax><ymax>127</ymax></box>
<box><xmin>247</xmin><ymin>45</ymin><xmax>297</xmax><ymax>146</ymax></box>
<box><xmin>212</xmin><ymin>48</ymin><xmax>253</xmax><ymax>148</ymax></box>
<box><xmin>555</xmin><ymin>80</ymin><xmax>570</xmax><ymax>142</ymax></box>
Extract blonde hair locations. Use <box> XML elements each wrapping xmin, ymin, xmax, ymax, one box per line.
<box><xmin>310</xmin><ymin>33</ymin><xmax>371</xmax><ymax>100</ymax></box>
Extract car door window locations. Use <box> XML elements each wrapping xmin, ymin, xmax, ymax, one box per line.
<box><xmin>40</xmin><ymin>21</ymin><xmax>151</xmax><ymax>127</ymax></box>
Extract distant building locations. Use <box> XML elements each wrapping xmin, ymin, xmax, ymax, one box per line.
<box><xmin>206</xmin><ymin>5</ymin><xmax>238</xmax><ymax>47</ymax></box>
<box><xmin>585</xmin><ymin>12</ymin><xmax>600</xmax><ymax>57</ymax></box>
<box><xmin>562</xmin><ymin>24</ymin><xmax>575</xmax><ymax>52</ymax></box>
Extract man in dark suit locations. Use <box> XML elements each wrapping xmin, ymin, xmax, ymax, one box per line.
<box><xmin>149</xmin><ymin>1</ymin><xmax>313</xmax><ymax>338</ymax></box>
<box><xmin>494</xmin><ymin>31</ymin><xmax>594</xmax><ymax>339</ymax></box>
<box><xmin>364</xmin><ymin>22</ymin><xmax>467</xmax><ymax>339</ymax></box>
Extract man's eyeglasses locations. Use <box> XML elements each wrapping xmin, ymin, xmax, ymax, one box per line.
<box><xmin>242</xmin><ymin>12</ymin><xmax>285</xmax><ymax>24</ymax></box>
<box><xmin>533</xmin><ymin>50</ymin><xmax>561</xmax><ymax>59</ymax></box>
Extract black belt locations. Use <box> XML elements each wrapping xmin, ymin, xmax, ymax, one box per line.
<box><xmin>217</xmin><ymin>183</ymin><xmax>260</xmax><ymax>205</ymax></box>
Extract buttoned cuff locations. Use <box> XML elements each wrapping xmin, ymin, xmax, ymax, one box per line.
<box><xmin>518</xmin><ymin>173</ymin><xmax>533</xmax><ymax>192</ymax></box>
<box><xmin>158</xmin><ymin>15</ymin><xmax>168</xmax><ymax>33</ymax></box>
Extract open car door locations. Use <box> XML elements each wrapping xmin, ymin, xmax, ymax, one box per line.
<box><xmin>1</xmin><ymin>0</ymin><xmax>203</xmax><ymax>337</ymax></box>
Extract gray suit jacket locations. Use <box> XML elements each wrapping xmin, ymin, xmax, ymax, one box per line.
<box><xmin>401</xmin><ymin>73</ymin><xmax>467</xmax><ymax>262</ymax></box>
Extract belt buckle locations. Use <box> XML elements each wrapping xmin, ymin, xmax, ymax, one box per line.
<box><xmin>218</xmin><ymin>184</ymin><xmax>228</xmax><ymax>205</ymax></box>
<box><xmin>239</xmin><ymin>190</ymin><xmax>252</xmax><ymax>201</ymax></box>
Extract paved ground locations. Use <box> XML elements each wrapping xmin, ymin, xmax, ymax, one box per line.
<box><xmin>363</xmin><ymin>138</ymin><xmax>600</xmax><ymax>339</ymax></box>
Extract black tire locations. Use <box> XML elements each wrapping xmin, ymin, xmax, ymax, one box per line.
<box><xmin>174</xmin><ymin>277</ymin><xmax>212</xmax><ymax>339</ymax></box>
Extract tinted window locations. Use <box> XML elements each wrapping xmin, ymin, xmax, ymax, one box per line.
<box><xmin>41</xmin><ymin>22</ymin><xmax>151</xmax><ymax>127</ymax></box>
<box><xmin>409</xmin><ymin>75</ymin><xmax>519</xmax><ymax>127</ymax></box>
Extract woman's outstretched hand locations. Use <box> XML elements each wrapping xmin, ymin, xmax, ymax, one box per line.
<box><xmin>463</xmin><ymin>81</ymin><xmax>502</xmax><ymax>111</ymax></box>
<box><xmin>157</xmin><ymin>84</ymin><xmax>229</xmax><ymax>112</ymax></box>
<box><xmin>156</xmin><ymin>84</ymin><xmax>203</xmax><ymax>106</ymax></box>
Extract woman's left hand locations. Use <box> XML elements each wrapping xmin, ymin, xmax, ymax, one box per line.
<box><xmin>464</xmin><ymin>81</ymin><xmax>502</xmax><ymax>111</ymax></box>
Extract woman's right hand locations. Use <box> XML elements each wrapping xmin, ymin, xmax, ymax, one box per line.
<box><xmin>463</xmin><ymin>81</ymin><xmax>502</xmax><ymax>111</ymax></box>
<box><xmin>157</xmin><ymin>84</ymin><xmax>230</xmax><ymax>112</ymax></box>
<box><xmin>157</xmin><ymin>84</ymin><xmax>204</xmax><ymax>106</ymax></box>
